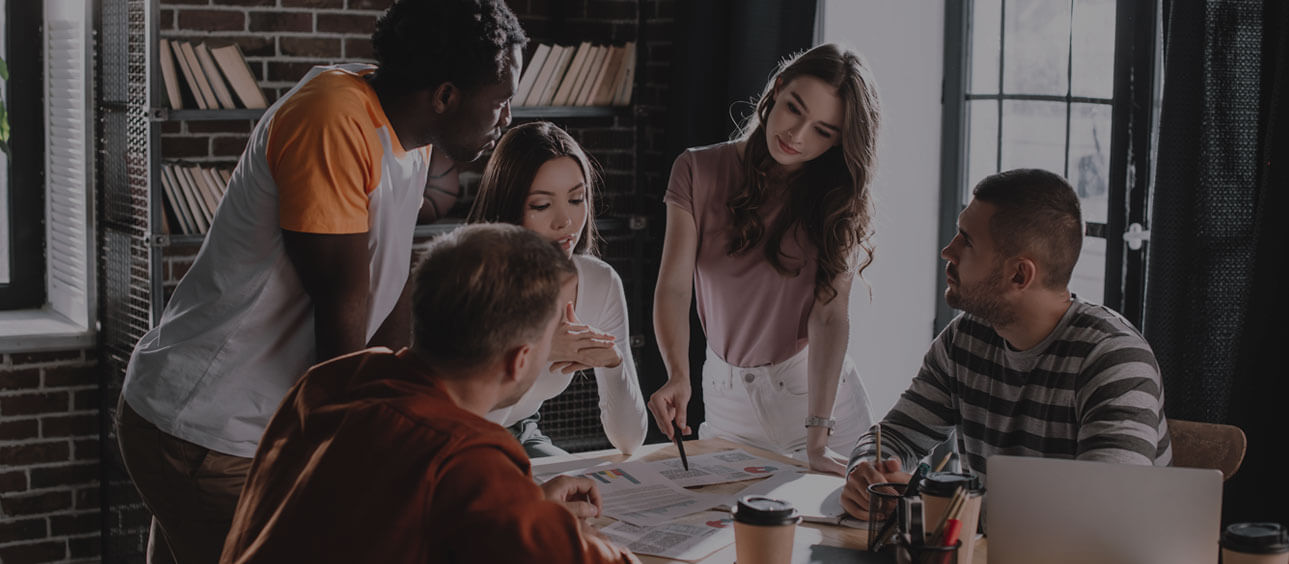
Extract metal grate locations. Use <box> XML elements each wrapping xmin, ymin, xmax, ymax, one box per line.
<box><xmin>537</xmin><ymin>371</ymin><xmax>613</xmax><ymax>452</ymax></box>
<box><xmin>99</xmin><ymin>0</ymin><xmax>156</xmax><ymax>560</ymax></box>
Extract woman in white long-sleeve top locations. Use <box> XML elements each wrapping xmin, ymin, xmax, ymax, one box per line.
<box><xmin>468</xmin><ymin>121</ymin><xmax>648</xmax><ymax>456</ymax></box>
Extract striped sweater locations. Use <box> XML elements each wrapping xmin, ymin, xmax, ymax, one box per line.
<box><xmin>848</xmin><ymin>299</ymin><xmax>1171</xmax><ymax>482</ymax></box>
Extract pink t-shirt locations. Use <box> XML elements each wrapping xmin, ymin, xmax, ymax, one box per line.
<box><xmin>664</xmin><ymin>141</ymin><xmax>817</xmax><ymax>368</ymax></box>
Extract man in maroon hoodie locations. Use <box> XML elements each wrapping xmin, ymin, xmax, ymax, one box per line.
<box><xmin>220</xmin><ymin>224</ymin><xmax>638</xmax><ymax>563</ymax></box>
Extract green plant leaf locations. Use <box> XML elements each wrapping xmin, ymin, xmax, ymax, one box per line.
<box><xmin>0</xmin><ymin>56</ymin><xmax>8</xmax><ymax>80</ymax></box>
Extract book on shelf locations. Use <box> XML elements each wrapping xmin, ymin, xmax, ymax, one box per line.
<box><xmin>160</xmin><ymin>163</ymin><xmax>235</xmax><ymax>235</ymax></box>
<box><xmin>186</xmin><ymin>164</ymin><xmax>222</xmax><ymax>222</ymax></box>
<box><xmin>179</xmin><ymin>41</ymin><xmax>220</xmax><ymax>110</ymax></box>
<box><xmin>166</xmin><ymin>163</ymin><xmax>207</xmax><ymax>234</ymax></box>
<box><xmin>550</xmin><ymin>42</ymin><xmax>593</xmax><ymax>107</ymax></box>
<box><xmin>209</xmin><ymin>44</ymin><xmax>269</xmax><ymax>109</ymax></box>
<box><xmin>174</xmin><ymin>165</ymin><xmax>212</xmax><ymax>232</ymax></box>
<box><xmin>195</xmin><ymin>43</ymin><xmax>237</xmax><ymax>109</ymax></box>
<box><xmin>158</xmin><ymin>39</ymin><xmax>184</xmax><ymax>110</ymax></box>
<box><xmin>573</xmin><ymin>46</ymin><xmax>608</xmax><ymax>106</ymax></box>
<box><xmin>159</xmin><ymin>164</ymin><xmax>196</xmax><ymax>235</ymax></box>
<box><xmin>590</xmin><ymin>45</ymin><xmax>626</xmax><ymax>106</ymax></box>
<box><xmin>513</xmin><ymin>43</ymin><xmax>551</xmax><ymax>107</ymax></box>
<box><xmin>522</xmin><ymin>44</ymin><xmax>564</xmax><ymax>106</ymax></box>
<box><xmin>169</xmin><ymin>40</ymin><xmax>208</xmax><ymax>110</ymax></box>
<box><xmin>534</xmin><ymin>44</ymin><xmax>574</xmax><ymax>106</ymax></box>
<box><xmin>612</xmin><ymin>42</ymin><xmax>636</xmax><ymax>107</ymax></box>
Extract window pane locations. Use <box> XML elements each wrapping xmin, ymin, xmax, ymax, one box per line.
<box><xmin>1070</xmin><ymin>235</ymin><xmax>1106</xmax><ymax>304</ymax></box>
<box><xmin>1067</xmin><ymin>102</ymin><xmax>1112</xmax><ymax>224</ymax></box>
<box><xmin>964</xmin><ymin>100</ymin><xmax>999</xmax><ymax>205</ymax></box>
<box><xmin>1071</xmin><ymin>0</ymin><xmax>1117</xmax><ymax>99</ymax></box>
<box><xmin>1002</xmin><ymin>0</ymin><xmax>1071</xmax><ymax>95</ymax></box>
<box><xmin>969</xmin><ymin>0</ymin><xmax>1002</xmax><ymax>94</ymax></box>
<box><xmin>1000</xmin><ymin>100</ymin><xmax>1067</xmax><ymax>175</ymax></box>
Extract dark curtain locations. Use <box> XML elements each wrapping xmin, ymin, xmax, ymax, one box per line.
<box><xmin>640</xmin><ymin>0</ymin><xmax>816</xmax><ymax>442</ymax></box>
<box><xmin>1147</xmin><ymin>0</ymin><xmax>1289</xmax><ymax>524</ymax></box>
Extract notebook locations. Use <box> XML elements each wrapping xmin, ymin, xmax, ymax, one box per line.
<box><xmin>735</xmin><ymin>471</ymin><xmax>866</xmax><ymax>528</ymax></box>
<box><xmin>986</xmin><ymin>455</ymin><xmax>1222</xmax><ymax>564</ymax></box>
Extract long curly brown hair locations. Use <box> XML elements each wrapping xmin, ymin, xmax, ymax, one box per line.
<box><xmin>729</xmin><ymin>44</ymin><xmax>881</xmax><ymax>303</ymax></box>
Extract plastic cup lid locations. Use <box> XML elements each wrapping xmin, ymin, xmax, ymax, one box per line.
<box><xmin>733</xmin><ymin>496</ymin><xmax>801</xmax><ymax>526</ymax></box>
<box><xmin>1222</xmin><ymin>523</ymin><xmax>1289</xmax><ymax>554</ymax></box>
<box><xmin>920</xmin><ymin>472</ymin><xmax>982</xmax><ymax>497</ymax></box>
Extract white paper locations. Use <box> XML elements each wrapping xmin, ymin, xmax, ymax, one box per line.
<box><xmin>736</xmin><ymin>471</ymin><xmax>867</xmax><ymax>527</ymax></box>
<box><xmin>532</xmin><ymin>457</ymin><xmax>613</xmax><ymax>482</ymax></box>
<box><xmin>580</xmin><ymin>463</ymin><xmax>726</xmax><ymax>526</ymax></box>
<box><xmin>645</xmin><ymin>449</ymin><xmax>796</xmax><ymax>488</ymax></box>
<box><xmin>599</xmin><ymin>511</ymin><xmax>736</xmax><ymax>561</ymax></box>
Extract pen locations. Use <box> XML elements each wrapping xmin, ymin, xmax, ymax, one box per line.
<box><xmin>875</xmin><ymin>423</ymin><xmax>882</xmax><ymax>464</ymax></box>
<box><xmin>903</xmin><ymin>462</ymin><xmax>931</xmax><ymax>498</ymax></box>
<box><xmin>672</xmin><ymin>422</ymin><xmax>689</xmax><ymax>471</ymax></box>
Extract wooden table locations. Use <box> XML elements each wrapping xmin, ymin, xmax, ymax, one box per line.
<box><xmin>532</xmin><ymin>438</ymin><xmax>987</xmax><ymax>563</ymax></box>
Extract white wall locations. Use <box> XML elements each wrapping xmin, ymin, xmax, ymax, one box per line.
<box><xmin>823</xmin><ymin>1</ymin><xmax>946</xmax><ymax>417</ymax></box>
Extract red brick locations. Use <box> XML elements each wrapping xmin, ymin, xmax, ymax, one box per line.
<box><xmin>0</xmin><ymin>518</ymin><xmax>47</xmax><ymax>544</ymax></box>
<box><xmin>169</xmin><ymin>257</ymin><xmax>194</xmax><ymax>281</ymax></box>
<box><xmin>249</xmin><ymin>11</ymin><xmax>312</xmax><ymax>33</ymax></box>
<box><xmin>220</xmin><ymin>0</ymin><xmax>276</xmax><ymax>5</ymax></box>
<box><xmin>161</xmin><ymin>136</ymin><xmax>210</xmax><ymax>159</ymax></box>
<box><xmin>0</xmin><ymin>442</ymin><xmax>71</xmax><ymax>466</ymax></box>
<box><xmin>317</xmin><ymin>13</ymin><xmax>377</xmax><ymax>34</ymax></box>
<box><xmin>8</xmin><ymin>350</ymin><xmax>83</xmax><ymax>365</ymax></box>
<box><xmin>280</xmin><ymin>36</ymin><xmax>341</xmax><ymax>58</ymax></box>
<box><xmin>49</xmin><ymin>512</ymin><xmax>101</xmax><ymax>536</ymax></box>
<box><xmin>0</xmin><ymin>491</ymin><xmax>73</xmax><ymax>516</ymax></box>
<box><xmin>30</xmin><ymin>464</ymin><xmax>98</xmax><ymax>490</ymax></box>
<box><xmin>0</xmin><ymin>392</ymin><xmax>69</xmax><ymax>416</ymax></box>
<box><xmin>344</xmin><ymin>37</ymin><xmax>374</xmax><ymax>60</ymax></box>
<box><xmin>282</xmin><ymin>0</ymin><xmax>343</xmax><ymax>8</ymax></box>
<box><xmin>69</xmin><ymin>535</ymin><xmax>102</xmax><ymax>560</ymax></box>
<box><xmin>160</xmin><ymin>9</ymin><xmax>176</xmax><ymax>30</ymax></box>
<box><xmin>41</xmin><ymin>365</ymin><xmax>94</xmax><ymax>388</ymax></box>
<box><xmin>73</xmin><ymin>389</ymin><xmax>100</xmax><ymax>411</ymax></box>
<box><xmin>213</xmin><ymin>136</ymin><xmax>252</xmax><ymax>157</ymax></box>
<box><xmin>267</xmin><ymin>61</ymin><xmax>318</xmax><ymax>82</ymax></box>
<box><xmin>0</xmin><ymin>418</ymin><xmax>39</xmax><ymax>440</ymax></box>
<box><xmin>177</xmin><ymin>9</ymin><xmax>246</xmax><ymax>32</ymax></box>
<box><xmin>0</xmin><ymin>368</ymin><xmax>40</xmax><ymax>390</ymax></box>
<box><xmin>0</xmin><ymin>470</ymin><xmax>28</xmax><ymax>493</ymax></box>
<box><xmin>160</xmin><ymin>0</ymin><xmax>209</xmax><ymax>5</ymax></box>
<box><xmin>587</xmin><ymin>0</ymin><xmax>637</xmax><ymax>21</ymax></box>
<box><xmin>349</xmin><ymin>0</ymin><xmax>391</xmax><ymax>9</ymax></box>
<box><xmin>75</xmin><ymin>486</ymin><xmax>100</xmax><ymax>510</ymax></box>
<box><xmin>73</xmin><ymin>438</ymin><xmax>101</xmax><ymax>461</ymax></box>
<box><xmin>160</xmin><ymin>120</ymin><xmax>183</xmax><ymax>134</ymax></box>
<box><xmin>0</xmin><ymin>541</ymin><xmax>66</xmax><ymax>563</ymax></box>
<box><xmin>186</xmin><ymin>120</ymin><xmax>254</xmax><ymax>134</ymax></box>
<box><xmin>40</xmin><ymin>414</ymin><xmax>99</xmax><ymax>439</ymax></box>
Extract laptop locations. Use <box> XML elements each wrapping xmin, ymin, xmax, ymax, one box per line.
<box><xmin>986</xmin><ymin>455</ymin><xmax>1222</xmax><ymax>564</ymax></box>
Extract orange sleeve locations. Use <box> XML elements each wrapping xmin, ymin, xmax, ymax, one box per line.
<box><xmin>267</xmin><ymin>79</ymin><xmax>383</xmax><ymax>234</ymax></box>
<box><xmin>433</xmin><ymin>445</ymin><xmax>636</xmax><ymax>564</ymax></box>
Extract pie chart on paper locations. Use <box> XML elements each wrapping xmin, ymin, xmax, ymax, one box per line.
<box><xmin>744</xmin><ymin>466</ymin><xmax>776</xmax><ymax>474</ymax></box>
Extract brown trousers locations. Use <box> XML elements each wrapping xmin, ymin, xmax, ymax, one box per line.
<box><xmin>116</xmin><ymin>398</ymin><xmax>253</xmax><ymax>564</ymax></box>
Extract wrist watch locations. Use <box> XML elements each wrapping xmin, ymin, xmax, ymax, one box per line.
<box><xmin>804</xmin><ymin>415</ymin><xmax>837</xmax><ymax>435</ymax></box>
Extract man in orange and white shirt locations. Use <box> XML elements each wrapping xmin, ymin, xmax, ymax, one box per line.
<box><xmin>116</xmin><ymin>2</ymin><xmax>526</xmax><ymax>563</ymax></box>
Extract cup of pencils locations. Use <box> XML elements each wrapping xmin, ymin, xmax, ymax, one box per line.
<box><xmin>918</xmin><ymin>473</ymin><xmax>983</xmax><ymax>564</ymax></box>
<box><xmin>865</xmin><ymin>482</ymin><xmax>905</xmax><ymax>552</ymax></box>
<box><xmin>894</xmin><ymin>534</ymin><xmax>961</xmax><ymax>564</ymax></box>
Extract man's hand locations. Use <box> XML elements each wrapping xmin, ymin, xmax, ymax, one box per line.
<box><xmin>541</xmin><ymin>475</ymin><xmax>603</xmax><ymax>520</ymax></box>
<box><xmin>549</xmin><ymin>303</ymin><xmax>619</xmax><ymax>374</ymax></box>
<box><xmin>840</xmin><ymin>459</ymin><xmax>909</xmax><ymax>520</ymax></box>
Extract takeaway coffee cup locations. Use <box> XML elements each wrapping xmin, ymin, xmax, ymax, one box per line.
<box><xmin>1221</xmin><ymin>522</ymin><xmax>1289</xmax><ymax>564</ymax></box>
<box><xmin>732</xmin><ymin>496</ymin><xmax>801</xmax><ymax>564</ymax></box>
<box><xmin>919</xmin><ymin>472</ymin><xmax>983</xmax><ymax>564</ymax></box>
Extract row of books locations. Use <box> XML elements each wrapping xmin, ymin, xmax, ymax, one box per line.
<box><xmin>159</xmin><ymin>39</ymin><xmax>268</xmax><ymax>111</ymax></box>
<box><xmin>159</xmin><ymin>162</ymin><xmax>233</xmax><ymax>235</ymax></box>
<box><xmin>515</xmin><ymin>42</ymin><xmax>636</xmax><ymax>107</ymax></box>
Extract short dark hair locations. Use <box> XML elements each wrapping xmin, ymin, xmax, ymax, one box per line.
<box><xmin>972</xmin><ymin>168</ymin><xmax>1083</xmax><ymax>288</ymax></box>
<box><xmin>411</xmin><ymin>224</ymin><xmax>574</xmax><ymax>369</ymax></box>
<box><xmin>371</xmin><ymin>0</ymin><xmax>527</xmax><ymax>93</ymax></box>
<box><xmin>467</xmin><ymin>121</ymin><xmax>601</xmax><ymax>255</ymax></box>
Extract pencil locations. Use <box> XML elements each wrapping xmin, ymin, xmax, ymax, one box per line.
<box><xmin>875</xmin><ymin>423</ymin><xmax>882</xmax><ymax>463</ymax></box>
<box><xmin>672</xmin><ymin>422</ymin><xmax>689</xmax><ymax>471</ymax></box>
<box><xmin>934</xmin><ymin>451</ymin><xmax>952</xmax><ymax>472</ymax></box>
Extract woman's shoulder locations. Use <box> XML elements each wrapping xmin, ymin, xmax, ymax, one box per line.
<box><xmin>572</xmin><ymin>254</ymin><xmax>621</xmax><ymax>281</ymax></box>
<box><xmin>682</xmin><ymin>140</ymin><xmax>741</xmax><ymax>165</ymax></box>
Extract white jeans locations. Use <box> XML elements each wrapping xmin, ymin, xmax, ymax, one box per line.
<box><xmin>698</xmin><ymin>346</ymin><xmax>874</xmax><ymax>457</ymax></box>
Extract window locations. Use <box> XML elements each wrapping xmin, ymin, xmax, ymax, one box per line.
<box><xmin>938</xmin><ymin>0</ymin><xmax>1156</xmax><ymax>328</ymax></box>
<box><xmin>0</xmin><ymin>0</ymin><xmax>94</xmax><ymax>350</ymax></box>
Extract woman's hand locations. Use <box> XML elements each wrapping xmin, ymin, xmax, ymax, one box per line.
<box><xmin>647</xmin><ymin>377</ymin><xmax>692</xmax><ymax>439</ymax></box>
<box><xmin>549</xmin><ymin>303</ymin><xmax>619</xmax><ymax>374</ymax></box>
<box><xmin>805</xmin><ymin>437</ymin><xmax>848</xmax><ymax>476</ymax></box>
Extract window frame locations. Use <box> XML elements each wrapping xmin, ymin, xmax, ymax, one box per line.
<box><xmin>936</xmin><ymin>0</ymin><xmax>1158</xmax><ymax>330</ymax></box>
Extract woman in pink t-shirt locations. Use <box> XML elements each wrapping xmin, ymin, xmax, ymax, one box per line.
<box><xmin>648</xmin><ymin>44</ymin><xmax>881</xmax><ymax>474</ymax></box>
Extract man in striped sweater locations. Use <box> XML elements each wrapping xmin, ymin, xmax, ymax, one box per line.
<box><xmin>841</xmin><ymin>169</ymin><xmax>1171</xmax><ymax>520</ymax></box>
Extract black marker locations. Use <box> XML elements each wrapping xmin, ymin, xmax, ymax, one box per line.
<box><xmin>672</xmin><ymin>422</ymin><xmax>689</xmax><ymax>471</ymax></box>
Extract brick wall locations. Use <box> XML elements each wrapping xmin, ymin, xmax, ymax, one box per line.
<box><xmin>0</xmin><ymin>350</ymin><xmax>103</xmax><ymax>563</ymax></box>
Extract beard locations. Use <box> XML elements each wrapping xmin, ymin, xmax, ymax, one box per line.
<box><xmin>945</xmin><ymin>263</ymin><xmax>1018</xmax><ymax>326</ymax></box>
